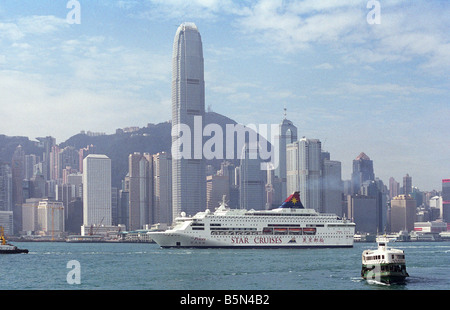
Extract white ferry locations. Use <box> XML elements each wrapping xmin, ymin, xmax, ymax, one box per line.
<box><xmin>361</xmin><ymin>236</ymin><xmax>409</xmax><ymax>284</ymax></box>
<box><xmin>148</xmin><ymin>192</ymin><xmax>355</xmax><ymax>248</ymax></box>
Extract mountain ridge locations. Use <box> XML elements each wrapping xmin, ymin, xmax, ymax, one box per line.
<box><xmin>0</xmin><ymin>112</ymin><xmax>268</xmax><ymax>188</ymax></box>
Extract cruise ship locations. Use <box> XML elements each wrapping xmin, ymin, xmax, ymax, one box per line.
<box><xmin>148</xmin><ymin>192</ymin><xmax>355</xmax><ymax>248</ymax></box>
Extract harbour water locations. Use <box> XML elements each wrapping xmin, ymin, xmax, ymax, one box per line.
<box><xmin>1</xmin><ymin>241</ymin><xmax>448</xmax><ymax>291</ymax></box>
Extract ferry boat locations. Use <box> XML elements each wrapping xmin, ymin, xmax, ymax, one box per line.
<box><xmin>148</xmin><ymin>192</ymin><xmax>355</xmax><ymax>248</ymax></box>
<box><xmin>0</xmin><ymin>227</ymin><xmax>28</xmax><ymax>254</ymax></box>
<box><xmin>361</xmin><ymin>236</ymin><xmax>409</xmax><ymax>284</ymax></box>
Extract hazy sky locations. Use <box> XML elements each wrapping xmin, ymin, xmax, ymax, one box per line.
<box><xmin>0</xmin><ymin>0</ymin><xmax>449</xmax><ymax>191</ymax></box>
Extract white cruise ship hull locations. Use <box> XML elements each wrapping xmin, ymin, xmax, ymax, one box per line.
<box><xmin>149</xmin><ymin>231</ymin><xmax>354</xmax><ymax>248</ymax></box>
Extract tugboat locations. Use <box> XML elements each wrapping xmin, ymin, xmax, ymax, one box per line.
<box><xmin>361</xmin><ymin>236</ymin><xmax>408</xmax><ymax>284</ymax></box>
<box><xmin>0</xmin><ymin>227</ymin><xmax>28</xmax><ymax>254</ymax></box>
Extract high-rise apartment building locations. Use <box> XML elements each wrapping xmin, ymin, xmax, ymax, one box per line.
<box><xmin>171</xmin><ymin>22</ymin><xmax>206</xmax><ymax>219</ymax></box>
<box><xmin>82</xmin><ymin>154</ymin><xmax>111</xmax><ymax>228</ymax></box>
<box><xmin>351</xmin><ymin>152</ymin><xmax>374</xmax><ymax>195</ymax></box>
<box><xmin>286</xmin><ymin>138</ymin><xmax>322</xmax><ymax>211</ymax></box>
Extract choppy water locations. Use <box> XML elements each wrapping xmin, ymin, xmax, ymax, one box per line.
<box><xmin>0</xmin><ymin>241</ymin><xmax>448</xmax><ymax>290</ymax></box>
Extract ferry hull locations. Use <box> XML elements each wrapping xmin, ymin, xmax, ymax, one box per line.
<box><xmin>149</xmin><ymin>232</ymin><xmax>354</xmax><ymax>249</ymax></box>
<box><xmin>0</xmin><ymin>248</ymin><xmax>28</xmax><ymax>254</ymax></box>
<box><xmin>361</xmin><ymin>266</ymin><xmax>409</xmax><ymax>284</ymax></box>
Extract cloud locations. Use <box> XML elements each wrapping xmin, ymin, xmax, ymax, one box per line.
<box><xmin>0</xmin><ymin>15</ymin><xmax>67</xmax><ymax>42</ymax></box>
<box><xmin>232</xmin><ymin>0</ymin><xmax>450</xmax><ymax>73</ymax></box>
<box><xmin>315</xmin><ymin>63</ymin><xmax>334</xmax><ymax>70</ymax></box>
<box><xmin>0</xmin><ymin>13</ymin><xmax>172</xmax><ymax>142</ymax></box>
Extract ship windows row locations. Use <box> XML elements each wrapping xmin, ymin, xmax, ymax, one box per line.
<box><xmin>208</xmin><ymin>227</ymin><xmax>317</xmax><ymax>236</ymax></box>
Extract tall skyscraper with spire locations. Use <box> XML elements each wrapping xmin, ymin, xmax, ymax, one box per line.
<box><xmin>275</xmin><ymin>108</ymin><xmax>297</xmax><ymax>203</ymax></box>
<box><xmin>171</xmin><ymin>22</ymin><xmax>206</xmax><ymax>218</ymax></box>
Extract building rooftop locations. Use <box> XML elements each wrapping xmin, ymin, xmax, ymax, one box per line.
<box><xmin>355</xmin><ymin>152</ymin><xmax>371</xmax><ymax>161</ymax></box>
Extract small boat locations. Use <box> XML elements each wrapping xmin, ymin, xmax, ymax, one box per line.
<box><xmin>0</xmin><ymin>227</ymin><xmax>28</xmax><ymax>254</ymax></box>
<box><xmin>361</xmin><ymin>236</ymin><xmax>408</xmax><ymax>284</ymax></box>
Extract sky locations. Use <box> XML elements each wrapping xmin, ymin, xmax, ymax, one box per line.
<box><xmin>0</xmin><ymin>0</ymin><xmax>449</xmax><ymax>191</ymax></box>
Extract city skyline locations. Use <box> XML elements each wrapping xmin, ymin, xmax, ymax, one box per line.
<box><xmin>0</xmin><ymin>1</ymin><xmax>449</xmax><ymax>191</ymax></box>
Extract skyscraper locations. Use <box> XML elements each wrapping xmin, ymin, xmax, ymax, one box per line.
<box><xmin>322</xmin><ymin>156</ymin><xmax>343</xmax><ymax>216</ymax></box>
<box><xmin>442</xmin><ymin>179</ymin><xmax>450</xmax><ymax>223</ymax></box>
<box><xmin>274</xmin><ymin>109</ymin><xmax>297</xmax><ymax>202</ymax></box>
<box><xmin>82</xmin><ymin>154</ymin><xmax>111</xmax><ymax>228</ymax></box>
<box><xmin>389</xmin><ymin>177</ymin><xmax>400</xmax><ymax>200</ymax></box>
<box><xmin>128</xmin><ymin>153</ymin><xmax>152</xmax><ymax>231</ymax></box>
<box><xmin>0</xmin><ymin>163</ymin><xmax>12</xmax><ymax>212</ymax></box>
<box><xmin>153</xmin><ymin>152</ymin><xmax>172</xmax><ymax>225</ymax></box>
<box><xmin>11</xmin><ymin>145</ymin><xmax>25</xmax><ymax>233</ymax></box>
<box><xmin>171</xmin><ymin>22</ymin><xmax>206</xmax><ymax>218</ymax></box>
<box><xmin>286</xmin><ymin>138</ymin><xmax>322</xmax><ymax>211</ymax></box>
<box><xmin>390</xmin><ymin>195</ymin><xmax>416</xmax><ymax>233</ymax></box>
<box><xmin>239</xmin><ymin>143</ymin><xmax>265</xmax><ymax>210</ymax></box>
<box><xmin>351</xmin><ymin>152</ymin><xmax>374</xmax><ymax>195</ymax></box>
<box><xmin>403</xmin><ymin>173</ymin><xmax>412</xmax><ymax>195</ymax></box>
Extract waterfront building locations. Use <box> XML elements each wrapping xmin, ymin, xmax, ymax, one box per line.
<box><xmin>347</xmin><ymin>194</ymin><xmax>377</xmax><ymax>234</ymax></box>
<box><xmin>442</xmin><ymin>179</ymin><xmax>450</xmax><ymax>223</ymax></box>
<box><xmin>239</xmin><ymin>143</ymin><xmax>265</xmax><ymax>210</ymax></box>
<box><xmin>128</xmin><ymin>153</ymin><xmax>152</xmax><ymax>231</ymax></box>
<box><xmin>429</xmin><ymin>196</ymin><xmax>442</xmax><ymax>218</ymax></box>
<box><xmin>351</xmin><ymin>152</ymin><xmax>374</xmax><ymax>195</ymax></box>
<box><xmin>414</xmin><ymin>221</ymin><xmax>447</xmax><ymax>233</ymax></box>
<box><xmin>286</xmin><ymin>138</ymin><xmax>322</xmax><ymax>211</ymax></box>
<box><xmin>66</xmin><ymin>197</ymin><xmax>83</xmax><ymax>234</ymax></box>
<box><xmin>21</xmin><ymin>198</ymin><xmax>40</xmax><ymax>233</ymax></box>
<box><xmin>37</xmin><ymin>199</ymin><xmax>64</xmax><ymax>238</ymax></box>
<box><xmin>274</xmin><ymin>110</ymin><xmax>297</xmax><ymax>203</ymax></box>
<box><xmin>390</xmin><ymin>195</ymin><xmax>416</xmax><ymax>233</ymax></box>
<box><xmin>0</xmin><ymin>211</ymin><xmax>13</xmax><ymax>235</ymax></box>
<box><xmin>153</xmin><ymin>152</ymin><xmax>172</xmax><ymax>225</ymax></box>
<box><xmin>0</xmin><ymin>163</ymin><xmax>12</xmax><ymax>213</ymax></box>
<box><xmin>11</xmin><ymin>145</ymin><xmax>25</xmax><ymax>233</ymax></box>
<box><xmin>322</xmin><ymin>153</ymin><xmax>343</xmax><ymax>216</ymax></box>
<box><xmin>171</xmin><ymin>22</ymin><xmax>206</xmax><ymax>219</ymax></box>
<box><xmin>82</xmin><ymin>154</ymin><xmax>112</xmax><ymax>230</ymax></box>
